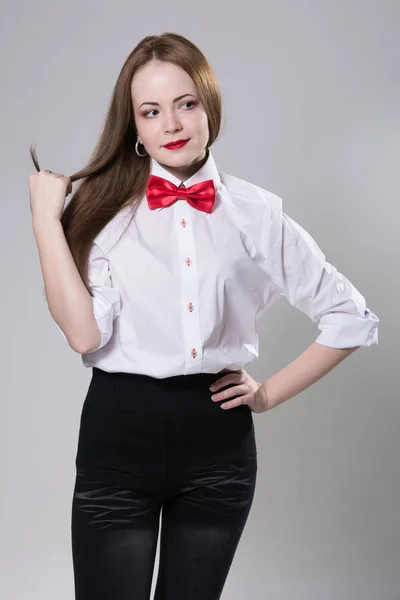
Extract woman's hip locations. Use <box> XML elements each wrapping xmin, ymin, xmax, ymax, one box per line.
<box><xmin>75</xmin><ymin>367</ymin><xmax>257</xmax><ymax>474</ymax></box>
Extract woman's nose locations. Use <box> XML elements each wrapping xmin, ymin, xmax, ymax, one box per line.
<box><xmin>164</xmin><ymin>113</ymin><xmax>182</xmax><ymax>133</ymax></box>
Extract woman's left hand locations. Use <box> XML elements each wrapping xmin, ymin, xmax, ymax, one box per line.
<box><xmin>209</xmin><ymin>369</ymin><xmax>269</xmax><ymax>413</ymax></box>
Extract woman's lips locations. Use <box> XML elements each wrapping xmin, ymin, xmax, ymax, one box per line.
<box><xmin>163</xmin><ymin>139</ymin><xmax>189</xmax><ymax>150</ymax></box>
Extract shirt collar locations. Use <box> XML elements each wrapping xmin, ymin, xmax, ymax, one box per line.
<box><xmin>149</xmin><ymin>148</ymin><xmax>221</xmax><ymax>213</ymax></box>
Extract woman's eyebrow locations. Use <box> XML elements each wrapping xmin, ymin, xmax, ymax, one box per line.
<box><xmin>139</xmin><ymin>94</ymin><xmax>196</xmax><ymax>108</ymax></box>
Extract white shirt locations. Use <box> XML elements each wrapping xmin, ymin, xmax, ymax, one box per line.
<box><xmin>56</xmin><ymin>150</ymin><xmax>379</xmax><ymax>377</ymax></box>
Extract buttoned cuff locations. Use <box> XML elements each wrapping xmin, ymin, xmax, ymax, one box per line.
<box><xmin>84</xmin><ymin>288</ymin><xmax>121</xmax><ymax>353</ymax></box>
<box><xmin>315</xmin><ymin>308</ymin><xmax>379</xmax><ymax>348</ymax></box>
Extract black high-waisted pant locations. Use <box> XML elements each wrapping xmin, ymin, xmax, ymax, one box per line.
<box><xmin>71</xmin><ymin>367</ymin><xmax>258</xmax><ymax>599</ymax></box>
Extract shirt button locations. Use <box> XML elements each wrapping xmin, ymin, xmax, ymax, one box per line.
<box><xmin>180</xmin><ymin>218</ymin><xmax>187</xmax><ymax>227</ymax></box>
<box><xmin>185</xmin><ymin>258</ymin><xmax>192</xmax><ymax>266</ymax></box>
<box><xmin>188</xmin><ymin>302</ymin><xmax>194</xmax><ymax>312</ymax></box>
<box><xmin>191</xmin><ymin>348</ymin><xmax>198</xmax><ymax>358</ymax></box>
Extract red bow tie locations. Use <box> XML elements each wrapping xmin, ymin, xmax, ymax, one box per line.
<box><xmin>146</xmin><ymin>175</ymin><xmax>216</xmax><ymax>213</ymax></box>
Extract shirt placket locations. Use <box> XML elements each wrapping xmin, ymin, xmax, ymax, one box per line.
<box><xmin>175</xmin><ymin>186</ymin><xmax>203</xmax><ymax>374</ymax></box>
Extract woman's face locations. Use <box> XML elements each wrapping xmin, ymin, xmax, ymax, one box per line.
<box><xmin>131</xmin><ymin>61</ymin><xmax>209</xmax><ymax>179</ymax></box>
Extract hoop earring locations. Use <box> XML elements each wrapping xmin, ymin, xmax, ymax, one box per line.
<box><xmin>135</xmin><ymin>139</ymin><xmax>148</xmax><ymax>157</ymax></box>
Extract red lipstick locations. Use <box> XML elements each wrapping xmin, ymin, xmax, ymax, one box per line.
<box><xmin>163</xmin><ymin>139</ymin><xmax>190</xmax><ymax>150</ymax></box>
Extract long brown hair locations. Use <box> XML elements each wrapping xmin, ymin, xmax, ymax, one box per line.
<box><xmin>30</xmin><ymin>32</ymin><xmax>222</xmax><ymax>299</ymax></box>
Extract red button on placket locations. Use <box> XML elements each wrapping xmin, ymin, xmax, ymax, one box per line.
<box><xmin>180</xmin><ymin>218</ymin><xmax>187</xmax><ymax>227</ymax></box>
<box><xmin>191</xmin><ymin>348</ymin><xmax>198</xmax><ymax>358</ymax></box>
<box><xmin>188</xmin><ymin>302</ymin><xmax>194</xmax><ymax>312</ymax></box>
<box><xmin>185</xmin><ymin>258</ymin><xmax>192</xmax><ymax>266</ymax></box>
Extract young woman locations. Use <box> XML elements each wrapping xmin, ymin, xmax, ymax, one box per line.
<box><xmin>28</xmin><ymin>32</ymin><xmax>379</xmax><ymax>600</ymax></box>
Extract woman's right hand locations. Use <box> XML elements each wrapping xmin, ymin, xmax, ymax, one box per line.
<box><xmin>29</xmin><ymin>170</ymin><xmax>73</xmax><ymax>225</ymax></box>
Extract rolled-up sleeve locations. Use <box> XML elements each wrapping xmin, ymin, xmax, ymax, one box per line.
<box><xmin>262</xmin><ymin>197</ymin><xmax>379</xmax><ymax>348</ymax></box>
<box><xmin>56</xmin><ymin>241</ymin><xmax>121</xmax><ymax>352</ymax></box>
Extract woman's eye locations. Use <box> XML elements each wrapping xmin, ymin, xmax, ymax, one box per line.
<box><xmin>143</xmin><ymin>109</ymin><xmax>158</xmax><ymax>117</ymax></box>
<box><xmin>143</xmin><ymin>101</ymin><xmax>196</xmax><ymax>118</ymax></box>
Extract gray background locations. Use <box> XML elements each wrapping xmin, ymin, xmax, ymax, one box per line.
<box><xmin>1</xmin><ymin>0</ymin><xmax>398</xmax><ymax>598</ymax></box>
